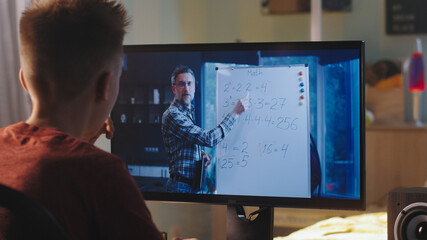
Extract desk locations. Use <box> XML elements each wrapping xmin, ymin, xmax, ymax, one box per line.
<box><xmin>211</xmin><ymin>125</ymin><xmax>427</xmax><ymax>239</ymax></box>
<box><xmin>272</xmin><ymin>124</ymin><xmax>427</xmax><ymax>234</ymax></box>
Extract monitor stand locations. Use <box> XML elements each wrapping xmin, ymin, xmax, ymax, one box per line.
<box><xmin>226</xmin><ymin>204</ymin><xmax>274</xmax><ymax>240</ymax></box>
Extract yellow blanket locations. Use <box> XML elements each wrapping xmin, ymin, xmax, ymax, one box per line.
<box><xmin>275</xmin><ymin>212</ymin><xmax>387</xmax><ymax>240</ymax></box>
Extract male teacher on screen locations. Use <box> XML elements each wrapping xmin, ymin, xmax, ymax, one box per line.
<box><xmin>162</xmin><ymin>65</ymin><xmax>249</xmax><ymax>193</ymax></box>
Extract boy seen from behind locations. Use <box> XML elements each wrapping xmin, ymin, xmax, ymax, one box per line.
<box><xmin>0</xmin><ymin>0</ymin><xmax>164</xmax><ymax>239</ymax></box>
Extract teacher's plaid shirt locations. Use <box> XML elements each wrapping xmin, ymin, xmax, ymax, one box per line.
<box><xmin>161</xmin><ymin>99</ymin><xmax>236</xmax><ymax>182</ymax></box>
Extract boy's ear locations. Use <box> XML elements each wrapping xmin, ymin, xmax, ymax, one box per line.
<box><xmin>95</xmin><ymin>71</ymin><xmax>112</xmax><ymax>102</ymax></box>
<box><xmin>19</xmin><ymin>68</ymin><xmax>29</xmax><ymax>93</ymax></box>
<box><xmin>172</xmin><ymin>85</ymin><xmax>176</xmax><ymax>95</ymax></box>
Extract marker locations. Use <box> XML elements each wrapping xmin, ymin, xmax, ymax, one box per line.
<box><xmin>241</xmin><ymin>92</ymin><xmax>250</xmax><ymax>109</ymax></box>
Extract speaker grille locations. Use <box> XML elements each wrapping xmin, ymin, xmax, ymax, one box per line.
<box><xmin>394</xmin><ymin>202</ymin><xmax>427</xmax><ymax>240</ymax></box>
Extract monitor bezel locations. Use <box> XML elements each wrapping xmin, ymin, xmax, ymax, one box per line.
<box><xmin>114</xmin><ymin>41</ymin><xmax>366</xmax><ymax>210</ymax></box>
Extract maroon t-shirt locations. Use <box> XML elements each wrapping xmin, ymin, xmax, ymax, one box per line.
<box><xmin>0</xmin><ymin>122</ymin><xmax>163</xmax><ymax>240</ymax></box>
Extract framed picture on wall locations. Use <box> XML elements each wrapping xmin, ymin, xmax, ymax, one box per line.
<box><xmin>386</xmin><ymin>0</ymin><xmax>427</xmax><ymax>34</ymax></box>
<box><xmin>261</xmin><ymin>0</ymin><xmax>351</xmax><ymax>14</ymax></box>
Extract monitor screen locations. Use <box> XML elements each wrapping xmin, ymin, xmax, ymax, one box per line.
<box><xmin>111</xmin><ymin>41</ymin><xmax>365</xmax><ymax>210</ymax></box>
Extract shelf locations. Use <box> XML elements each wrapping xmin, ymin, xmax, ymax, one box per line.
<box><xmin>367</xmin><ymin>123</ymin><xmax>426</xmax><ymax>131</ymax></box>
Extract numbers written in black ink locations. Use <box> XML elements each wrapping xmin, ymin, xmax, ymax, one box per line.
<box><xmin>276</xmin><ymin>117</ymin><xmax>298</xmax><ymax>130</ymax></box>
<box><xmin>236</xmin><ymin>114</ymin><xmax>299</xmax><ymax>131</ymax></box>
<box><xmin>219</xmin><ymin>141</ymin><xmax>250</xmax><ymax>169</ymax></box>
<box><xmin>244</xmin><ymin>97</ymin><xmax>286</xmax><ymax>110</ymax></box>
<box><xmin>282</xmin><ymin>144</ymin><xmax>289</xmax><ymax>159</ymax></box>
<box><xmin>248</xmin><ymin>97</ymin><xmax>253</xmax><ymax>108</ymax></box>
<box><xmin>220</xmin><ymin>156</ymin><xmax>249</xmax><ymax>169</ymax></box>
<box><xmin>264</xmin><ymin>115</ymin><xmax>273</xmax><ymax>126</ymax></box>
<box><xmin>224</xmin><ymin>82</ymin><xmax>231</xmax><ymax>92</ymax></box>
<box><xmin>235</xmin><ymin>83</ymin><xmax>242</xmax><ymax>92</ymax></box>
<box><xmin>246</xmin><ymin>83</ymin><xmax>252</xmax><ymax>92</ymax></box>
<box><xmin>219</xmin><ymin>141</ymin><xmax>290</xmax><ymax>170</ymax></box>
<box><xmin>221</xmin><ymin>82</ymin><xmax>268</xmax><ymax>94</ymax></box>
<box><xmin>241</xmin><ymin>142</ymin><xmax>248</xmax><ymax>154</ymax></box>
<box><xmin>222</xmin><ymin>96</ymin><xmax>233</xmax><ymax>108</ymax></box>
<box><xmin>241</xmin><ymin>155</ymin><xmax>249</xmax><ymax>167</ymax></box>
<box><xmin>221</xmin><ymin>158</ymin><xmax>234</xmax><ymax>168</ymax></box>
<box><xmin>244</xmin><ymin>114</ymin><xmax>251</xmax><ymax>124</ymax></box>
<box><xmin>260</xmin><ymin>143</ymin><xmax>290</xmax><ymax>159</ymax></box>
<box><xmin>222</xmin><ymin>97</ymin><xmax>286</xmax><ymax>110</ymax></box>
<box><xmin>260</xmin><ymin>82</ymin><xmax>267</xmax><ymax>92</ymax></box>
<box><xmin>222</xmin><ymin>142</ymin><xmax>228</xmax><ymax>153</ymax></box>
<box><xmin>270</xmin><ymin>98</ymin><xmax>287</xmax><ymax>110</ymax></box>
<box><xmin>263</xmin><ymin>144</ymin><xmax>273</xmax><ymax>154</ymax></box>
<box><xmin>255</xmin><ymin>98</ymin><xmax>265</xmax><ymax>109</ymax></box>
<box><xmin>221</xmin><ymin>141</ymin><xmax>249</xmax><ymax>154</ymax></box>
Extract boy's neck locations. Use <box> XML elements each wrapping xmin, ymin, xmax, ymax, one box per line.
<box><xmin>26</xmin><ymin>97</ymin><xmax>93</xmax><ymax>139</ymax></box>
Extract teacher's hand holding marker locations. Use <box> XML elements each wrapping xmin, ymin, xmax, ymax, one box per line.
<box><xmin>231</xmin><ymin>92</ymin><xmax>250</xmax><ymax>118</ymax></box>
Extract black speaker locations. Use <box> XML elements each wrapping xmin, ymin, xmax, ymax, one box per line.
<box><xmin>388</xmin><ymin>188</ymin><xmax>427</xmax><ymax>240</ymax></box>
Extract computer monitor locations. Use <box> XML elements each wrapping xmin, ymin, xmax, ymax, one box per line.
<box><xmin>111</xmin><ymin>41</ymin><xmax>365</xmax><ymax>239</ymax></box>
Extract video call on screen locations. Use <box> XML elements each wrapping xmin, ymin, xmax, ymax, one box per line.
<box><xmin>111</xmin><ymin>46</ymin><xmax>362</xmax><ymax>200</ymax></box>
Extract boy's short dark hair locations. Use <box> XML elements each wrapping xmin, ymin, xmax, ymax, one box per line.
<box><xmin>20</xmin><ymin>0</ymin><xmax>130</xmax><ymax>100</ymax></box>
<box><xmin>171</xmin><ymin>65</ymin><xmax>195</xmax><ymax>85</ymax></box>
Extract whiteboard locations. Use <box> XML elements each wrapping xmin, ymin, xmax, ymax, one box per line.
<box><xmin>216</xmin><ymin>65</ymin><xmax>311</xmax><ymax>198</ymax></box>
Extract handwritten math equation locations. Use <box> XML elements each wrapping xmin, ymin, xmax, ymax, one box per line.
<box><xmin>218</xmin><ymin>141</ymin><xmax>290</xmax><ymax>169</ymax></box>
<box><xmin>219</xmin><ymin>84</ymin><xmax>300</xmax><ymax>131</ymax></box>
<box><xmin>222</xmin><ymin>96</ymin><xmax>287</xmax><ymax>110</ymax></box>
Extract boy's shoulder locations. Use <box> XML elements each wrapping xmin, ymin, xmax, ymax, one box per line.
<box><xmin>0</xmin><ymin>121</ymin><xmax>123</xmax><ymax>166</ymax></box>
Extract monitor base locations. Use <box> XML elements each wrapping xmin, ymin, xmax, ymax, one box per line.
<box><xmin>226</xmin><ymin>204</ymin><xmax>274</xmax><ymax>240</ymax></box>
